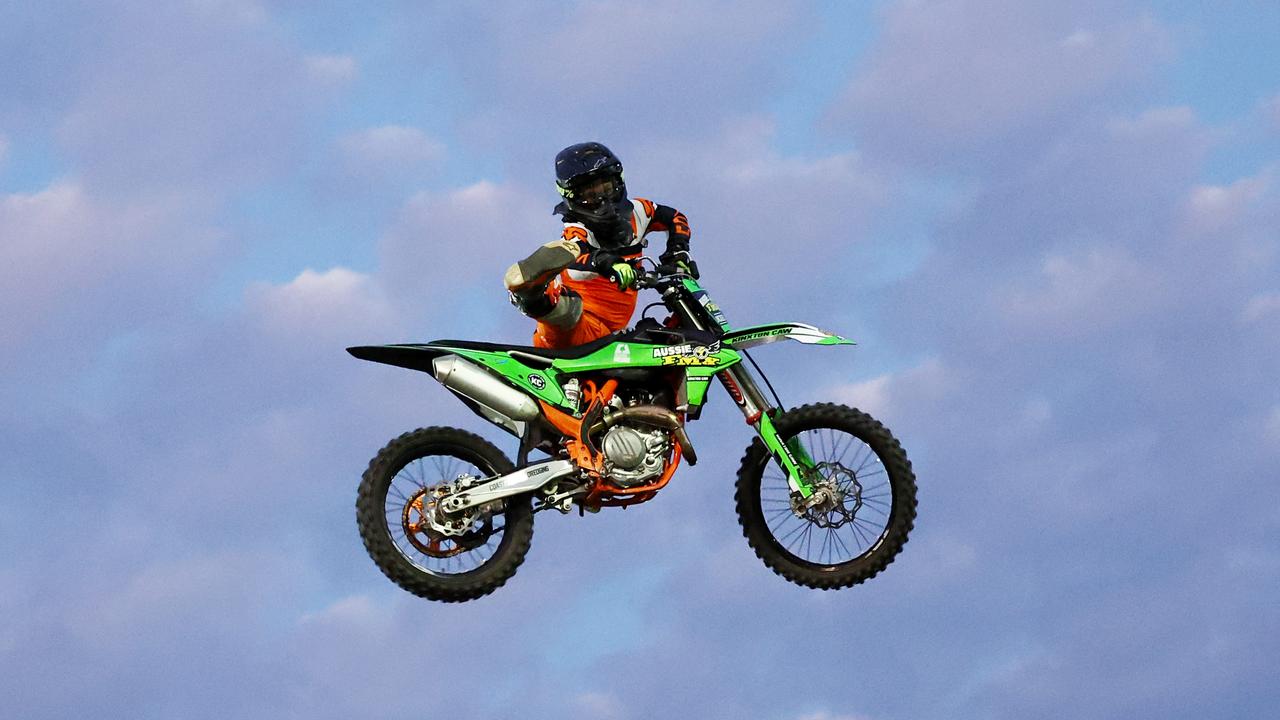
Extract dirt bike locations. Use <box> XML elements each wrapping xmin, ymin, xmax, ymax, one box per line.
<box><xmin>347</xmin><ymin>258</ymin><xmax>917</xmax><ymax>602</ymax></box>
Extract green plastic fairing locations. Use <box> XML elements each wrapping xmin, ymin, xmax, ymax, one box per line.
<box><xmin>448</xmin><ymin>348</ymin><xmax>568</xmax><ymax>407</ymax></box>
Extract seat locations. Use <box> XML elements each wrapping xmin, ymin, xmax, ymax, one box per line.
<box><xmin>427</xmin><ymin>322</ymin><xmax>707</xmax><ymax>362</ymax></box>
<box><xmin>426</xmin><ymin>331</ymin><xmax>623</xmax><ymax>360</ymax></box>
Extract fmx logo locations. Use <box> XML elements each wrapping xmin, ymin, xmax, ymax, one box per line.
<box><xmin>652</xmin><ymin>341</ymin><xmax>721</xmax><ymax>359</ymax></box>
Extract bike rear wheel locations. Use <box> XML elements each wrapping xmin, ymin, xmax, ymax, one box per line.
<box><xmin>355</xmin><ymin>426</ymin><xmax>534</xmax><ymax>602</ymax></box>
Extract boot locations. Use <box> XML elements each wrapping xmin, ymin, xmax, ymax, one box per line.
<box><xmin>504</xmin><ymin>238</ymin><xmax>579</xmax><ymax>294</ymax></box>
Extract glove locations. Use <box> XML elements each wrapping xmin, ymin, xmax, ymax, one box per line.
<box><xmin>660</xmin><ymin>249</ymin><xmax>700</xmax><ymax>279</ymax></box>
<box><xmin>609</xmin><ymin>262</ymin><xmax>637</xmax><ymax>290</ymax></box>
<box><xmin>591</xmin><ymin>251</ymin><xmax>638</xmax><ymax>290</ymax></box>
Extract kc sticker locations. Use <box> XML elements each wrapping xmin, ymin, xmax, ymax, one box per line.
<box><xmin>528</xmin><ymin>374</ymin><xmax>546</xmax><ymax>389</ymax></box>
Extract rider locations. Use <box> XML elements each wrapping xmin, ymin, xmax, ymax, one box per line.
<box><xmin>504</xmin><ymin>142</ymin><xmax>695</xmax><ymax>349</ymax></box>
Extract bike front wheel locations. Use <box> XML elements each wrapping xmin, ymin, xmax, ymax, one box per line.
<box><xmin>735</xmin><ymin>403</ymin><xmax>917</xmax><ymax>590</ymax></box>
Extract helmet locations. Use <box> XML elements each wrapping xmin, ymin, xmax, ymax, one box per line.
<box><xmin>554</xmin><ymin>142</ymin><xmax>631</xmax><ymax>226</ymax></box>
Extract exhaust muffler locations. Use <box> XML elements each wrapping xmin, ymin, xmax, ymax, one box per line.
<box><xmin>432</xmin><ymin>356</ymin><xmax>539</xmax><ymax>422</ymax></box>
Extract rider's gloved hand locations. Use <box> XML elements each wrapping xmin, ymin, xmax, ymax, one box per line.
<box><xmin>591</xmin><ymin>251</ymin><xmax>639</xmax><ymax>290</ymax></box>
<box><xmin>609</xmin><ymin>262</ymin><xmax>637</xmax><ymax>290</ymax></box>
<box><xmin>660</xmin><ymin>249</ymin><xmax>700</xmax><ymax>279</ymax></box>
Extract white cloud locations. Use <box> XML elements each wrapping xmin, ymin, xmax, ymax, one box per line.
<box><xmin>65</xmin><ymin>550</ymin><xmax>285</xmax><ymax>650</ymax></box>
<box><xmin>338</xmin><ymin>124</ymin><xmax>443</xmax><ymax>174</ymax></box>
<box><xmin>1266</xmin><ymin>406</ymin><xmax>1280</xmax><ymax>446</ymax></box>
<box><xmin>305</xmin><ymin>53</ymin><xmax>358</xmax><ymax>85</ymax></box>
<box><xmin>831</xmin><ymin>359</ymin><xmax>950</xmax><ymax>423</ymax></box>
<box><xmin>0</xmin><ymin>133</ymin><xmax>9</xmax><ymax>168</ymax></box>
<box><xmin>0</xmin><ymin>181</ymin><xmax>216</xmax><ymax>351</ymax></box>
<box><xmin>1105</xmin><ymin>104</ymin><xmax>1196</xmax><ymax>136</ymax></box>
<box><xmin>1266</xmin><ymin>94</ymin><xmax>1280</xmax><ymax>132</ymax></box>
<box><xmin>795</xmin><ymin>712</ymin><xmax>876</xmax><ymax>720</ymax></box>
<box><xmin>834</xmin><ymin>373</ymin><xmax>894</xmax><ymax>419</ymax></box>
<box><xmin>1183</xmin><ymin>174</ymin><xmax>1271</xmax><ymax>237</ymax></box>
<box><xmin>248</xmin><ymin>266</ymin><xmax>398</xmax><ymax>342</ymax></box>
<box><xmin>298</xmin><ymin>594</ymin><xmax>387</xmax><ymax>629</ymax></box>
<box><xmin>1023</xmin><ymin>396</ymin><xmax>1053</xmax><ymax>425</ymax></box>
<box><xmin>832</xmin><ymin>1</ymin><xmax>1173</xmax><ymax>159</ymax></box>
<box><xmin>377</xmin><ymin>180</ymin><xmax>548</xmax><ymax>315</ymax></box>
<box><xmin>54</xmin><ymin>2</ymin><xmax>323</xmax><ymax>194</ymax></box>
<box><xmin>627</xmin><ymin>116</ymin><xmax>889</xmax><ymax>313</ymax></box>
<box><xmin>1060</xmin><ymin>29</ymin><xmax>1096</xmax><ymax>49</ymax></box>
<box><xmin>185</xmin><ymin>0</ymin><xmax>268</xmax><ymax>25</ymax></box>
<box><xmin>415</xmin><ymin>0</ymin><xmax>808</xmax><ymax>151</ymax></box>
<box><xmin>573</xmin><ymin>692</ymin><xmax>629</xmax><ymax>720</ymax></box>
<box><xmin>997</xmin><ymin>245</ymin><xmax>1167</xmax><ymax>336</ymax></box>
<box><xmin>1225</xmin><ymin>545</ymin><xmax>1280</xmax><ymax>574</ymax></box>
<box><xmin>1241</xmin><ymin>292</ymin><xmax>1280</xmax><ymax>325</ymax></box>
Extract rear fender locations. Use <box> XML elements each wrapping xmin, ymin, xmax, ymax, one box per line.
<box><xmin>347</xmin><ymin>343</ymin><xmax>569</xmax><ymax>415</ymax></box>
<box><xmin>347</xmin><ymin>343</ymin><xmax>453</xmax><ymax>372</ymax></box>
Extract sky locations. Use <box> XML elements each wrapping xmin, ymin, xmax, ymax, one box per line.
<box><xmin>1</xmin><ymin>1</ymin><xmax>1278</xmax><ymax>718</ymax></box>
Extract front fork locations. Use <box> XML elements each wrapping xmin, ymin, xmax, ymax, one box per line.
<box><xmin>717</xmin><ymin>366</ymin><xmax>817</xmax><ymax>498</ymax></box>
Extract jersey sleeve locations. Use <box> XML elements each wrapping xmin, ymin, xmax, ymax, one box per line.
<box><xmin>646</xmin><ymin>202</ymin><xmax>691</xmax><ymax>254</ymax></box>
<box><xmin>561</xmin><ymin>224</ymin><xmax>594</xmax><ymax>262</ymax></box>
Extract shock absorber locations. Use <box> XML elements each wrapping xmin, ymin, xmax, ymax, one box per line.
<box><xmin>719</xmin><ymin>371</ymin><xmax>744</xmax><ymax>405</ymax></box>
<box><xmin>718</xmin><ymin>367</ymin><xmax>767</xmax><ymax>424</ymax></box>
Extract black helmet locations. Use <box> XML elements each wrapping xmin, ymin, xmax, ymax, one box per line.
<box><xmin>554</xmin><ymin>142</ymin><xmax>631</xmax><ymax>225</ymax></box>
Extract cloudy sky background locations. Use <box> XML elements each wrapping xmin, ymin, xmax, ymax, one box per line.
<box><xmin>2</xmin><ymin>1</ymin><xmax>1278</xmax><ymax>718</ymax></box>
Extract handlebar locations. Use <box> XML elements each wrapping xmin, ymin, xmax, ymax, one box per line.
<box><xmin>634</xmin><ymin>263</ymin><xmax>690</xmax><ymax>290</ymax></box>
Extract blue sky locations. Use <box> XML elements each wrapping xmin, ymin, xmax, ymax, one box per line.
<box><xmin>2</xmin><ymin>2</ymin><xmax>1279</xmax><ymax>718</ymax></box>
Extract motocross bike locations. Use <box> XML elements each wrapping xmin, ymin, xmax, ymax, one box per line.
<box><xmin>348</xmin><ymin>259</ymin><xmax>916</xmax><ymax>602</ymax></box>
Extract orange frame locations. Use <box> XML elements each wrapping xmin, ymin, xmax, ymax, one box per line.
<box><xmin>537</xmin><ymin>378</ymin><xmax>684</xmax><ymax>509</ymax></box>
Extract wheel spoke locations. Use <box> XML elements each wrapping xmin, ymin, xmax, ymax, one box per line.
<box><xmin>769</xmin><ymin>514</ymin><xmax>796</xmax><ymax>535</ymax></box>
<box><xmin>796</xmin><ymin>522</ymin><xmax>815</xmax><ymax>556</ymax></box>
<box><xmin>850</xmin><ymin>516</ymin><xmax>878</xmax><ymax>546</ymax></box>
<box><xmin>831</xmin><ymin>428</ymin><xmax>848</xmax><ymax>464</ymax></box>
<box><xmin>777</xmin><ymin>520</ymin><xmax>809</xmax><ymax>546</ymax></box>
<box><xmin>843</xmin><ymin>442</ymin><xmax>867</xmax><ymax>473</ymax></box>
<box><xmin>830</xmin><ymin>527</ymin><xmax>853</xmax><ymax>558</ymax></box>
<box><xmin>829</xmin><ymin>430</ymin><xmax>852</xmax><ymax>466</ymax></box>
<box><xmin>374</xmin><ymin>451</ymin><xmax>515</xmax><ymax>577</ymax></box>
<box><xmin>817</xmin><ymin>527</ymin><xmax>833</xmax><ymax>564</ymax></box>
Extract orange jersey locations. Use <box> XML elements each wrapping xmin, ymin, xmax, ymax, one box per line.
<box><xmin>556</xmin><ymin>197</ymin><xmax>676</xmax><ymax>332</ymax></box>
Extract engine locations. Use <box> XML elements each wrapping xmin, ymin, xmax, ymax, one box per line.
<box><xmin>600</xmin><ymin>423</ymin><xmax>671</xmax><ymax>488</ymax></box>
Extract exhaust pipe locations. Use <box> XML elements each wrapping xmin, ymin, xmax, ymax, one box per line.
<box><xmin>432</xmin><ymin>356</ymin><xmax>539</xmax><ymax>421</ymax></box>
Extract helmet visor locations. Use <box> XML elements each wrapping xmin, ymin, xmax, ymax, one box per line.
<box><xmin>567</xmin><ymin>174</ymin><xmax>623</xmax><ymax>212</ymax></box>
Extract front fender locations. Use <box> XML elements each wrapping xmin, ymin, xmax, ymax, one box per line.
<box><xmin>721</xmin><ymin>323</ymin><xmax>855</xmax><ymax>351</ymax></box>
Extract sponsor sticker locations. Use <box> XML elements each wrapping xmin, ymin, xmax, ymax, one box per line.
<box><xmin>703</xmin><ymin>301</ymin><xmax>729</xmax><ymax>326</ymax></box>
<box><xmin>528</xmin><ymin>374</ymin><xmax>546</xmax><ymax>389</ymax></box>
<box><xmin>613</xmin><ymin>344</ymin><xmax>631</xmax><ymax>363</ymax></box>
<box><xmin>733</xmin><ymin>327</ymin><xmax>792</xmax><ymax>343</ymax></box>
<box><xmin>661</xmin><ymin>356</ymin><xmax>720</xmax><ymax>366</ymax></box>
<box><xmin>652</xmin><ymin>341</ymin><xmax>721</xmax><ymax>366</ymax></box>
<box><xmin>651</xmin><ymin>341</ymin><xmax>720</xmax><ymax>358</ymax></box>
